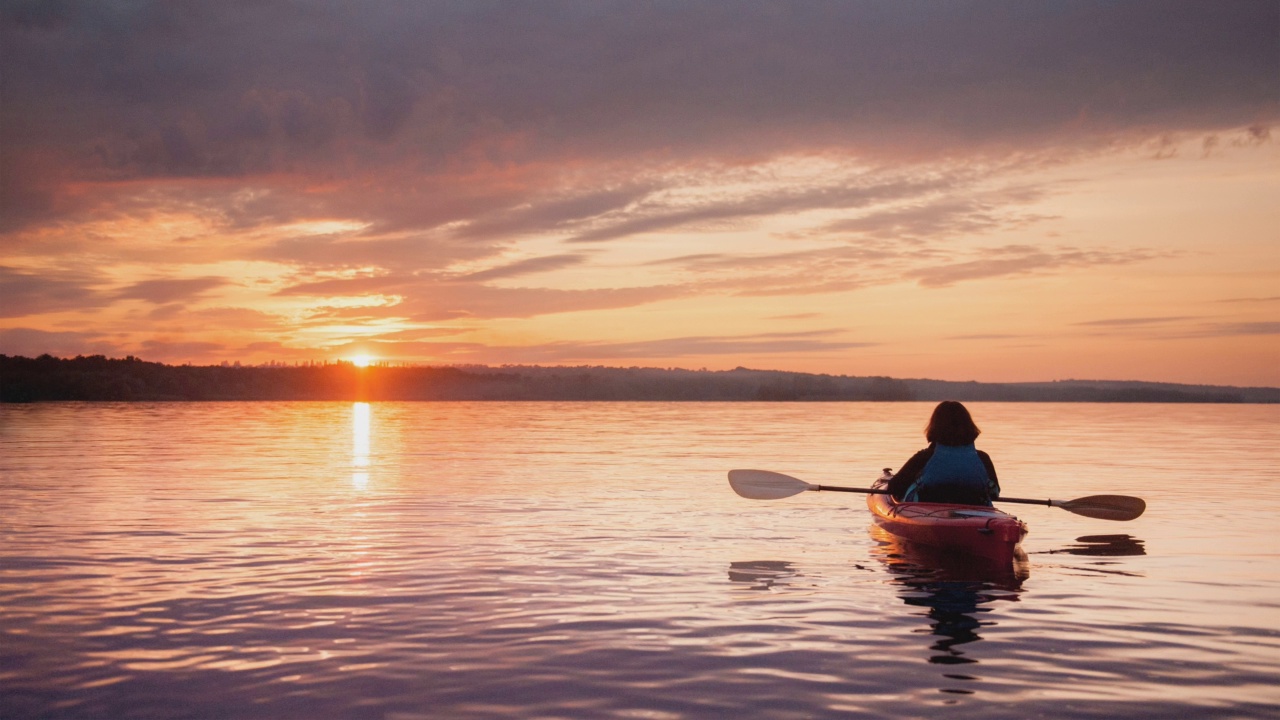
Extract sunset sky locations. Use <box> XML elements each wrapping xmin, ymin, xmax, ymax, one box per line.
<box><xmin>2</xmin><ymin>1</ymin><xmax>1277</xmax><ymax>386</ymax></box>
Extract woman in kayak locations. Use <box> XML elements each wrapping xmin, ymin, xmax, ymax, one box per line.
<box><xmin>887</xmin><ymin>401</ymin><xmax>1000</xmax><ymax>506</ymax></box>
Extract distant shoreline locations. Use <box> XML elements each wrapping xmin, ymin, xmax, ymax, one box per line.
<box><xmin>3</xmin><ymin>354</ymin><xmax>1277</xmax><ymax>404</ymax></box>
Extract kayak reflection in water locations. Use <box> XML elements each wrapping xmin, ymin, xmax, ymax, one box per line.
<box><xmin>888</xmin><ymin>401</ymin><xmax>1000</xmax><ymax>507</ymax></box>
<box><xmin>905</xmin><ymin>580</ymin><xmax>987</xmax><ymax>667</ymax></box>
<box><xmin>873</xmin><ymin>530</ymin><xmax>1025</xmax><ymax>682</ymax></box>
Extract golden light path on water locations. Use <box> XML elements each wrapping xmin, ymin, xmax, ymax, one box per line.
<box><xmin>352</xmin><ymin>402</ymin><xmax>370</xmax><ymax>491</ymax></box>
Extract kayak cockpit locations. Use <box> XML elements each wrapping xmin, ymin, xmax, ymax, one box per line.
<box><xmin>867</xmin><ymin>478</ymin><xmax>1027</xmax><ymax>563</ymax></box>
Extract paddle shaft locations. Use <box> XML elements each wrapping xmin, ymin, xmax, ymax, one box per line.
<box><xmin>811</xmin><ymin>483</ymin><xmax>1053</xmax><ymax>507</ymax></box>
<box><xmin>813</xmin><ymin>485</ymin><xmax>883</xmax><ymax>495</ymax></box>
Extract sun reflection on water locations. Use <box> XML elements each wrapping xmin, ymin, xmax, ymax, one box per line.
<box><xmin>352</xmin><ymin>402</ymin><xmax>370</xmax><ymax>490</ymax></box>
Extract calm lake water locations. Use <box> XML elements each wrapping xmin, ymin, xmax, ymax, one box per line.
<box><xmin>1</xmin><ymin>401</ymin><xmax>1278</xmax><ymax>719</ymax></box>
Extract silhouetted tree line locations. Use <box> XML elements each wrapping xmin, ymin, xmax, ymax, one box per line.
<box><xmin>2</xmin><ymin>354</ymin><xmax>1275</xmax><ymax>403</ymax></box>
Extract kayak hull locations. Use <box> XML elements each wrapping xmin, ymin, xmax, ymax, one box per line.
<box><xmin>866</xmin><ymin>479</ymin><xmax>1028</xmax><ymax>563</ymax></box>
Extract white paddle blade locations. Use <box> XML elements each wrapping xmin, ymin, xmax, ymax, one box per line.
<box><xmin>727</xmin><ymin>469</ymin><xmax>817</xmax><ymax>500</ymax></box>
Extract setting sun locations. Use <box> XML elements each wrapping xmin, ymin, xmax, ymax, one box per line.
<box><xmin>350</xmin><ymin>355</ymin><xmax>374</xmax><ymax>368</ymax></box>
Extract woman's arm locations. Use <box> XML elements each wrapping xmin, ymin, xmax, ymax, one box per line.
<box><xmin>887</xmin><ymin>446</ymin><xmax>934</xmax><ymax>499</ymax></box>
<box><xmin>978</xmin><ymin>450</ymin><xmax>999</xmax><ymax>499</ymax></box>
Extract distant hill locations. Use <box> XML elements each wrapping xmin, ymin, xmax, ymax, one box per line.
<box><xmin>3</xmin><ymin>354</ymin><xmax>1278</xmax><ymax>403</ymax></box>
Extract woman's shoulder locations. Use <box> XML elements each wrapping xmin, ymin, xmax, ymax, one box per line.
<box><xmin>910</xmin><ymin>445</ymin><xmax>935</xmax><ymax>460</ymax></box>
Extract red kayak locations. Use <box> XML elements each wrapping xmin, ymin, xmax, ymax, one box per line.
<box><xmin>866</xmin><ymin>478</ymin><xmax>1028</xmax><ymax>564</ymax></box>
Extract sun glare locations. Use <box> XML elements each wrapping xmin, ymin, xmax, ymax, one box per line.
<box><xmin>351</xmin><ymin>354</ymin><xmax>374</xmax><ymax>368</ymax></box>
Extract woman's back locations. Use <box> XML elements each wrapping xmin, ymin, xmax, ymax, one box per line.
<box><xmin>907</xmin><ymin>442</ymin><xmax>993</xmax><ymax>505</ymax></box>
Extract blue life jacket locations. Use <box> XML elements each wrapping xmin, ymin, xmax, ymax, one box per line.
<box><xmin>904</xmin><ymin>443</ymin><xmax>993</xmax><ymax>506</ymax></box>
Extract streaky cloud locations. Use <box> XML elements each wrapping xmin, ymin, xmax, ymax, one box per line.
<box><xmin>138</xmin><ymin>338</ymin><xmax>227</xmax><ymax>359</ymax></box>
<box><xmin>1075</xmin><ymin>316</ymin><xmax>1195</xmax><ymax>327</ymax></box>
<box><xmin>456</xmin><ymin>185</ymin><xmax>655</xmax><ymax>240</ymax></box>
<box><xmin>1183</xmin><ymin>321</ymin><xmax>1280</xmax><ymax>338</ymax></box>
<box><xmin>449</xmin><ymin>330</ymin><xmax>876</xmax><ymax>364</ymax></box>
<box><xmin>258</xmin><ymin>233</ymin><xmax>499</xmax><ymax>272</ymax></box>
<box><xmin>821</xmin><ymin>192</ymin><xmax>1056</xmax><ymax>241</ymax></box>
<box><xmin>565</xmin><ymin>176</ymin><xmax>953</xmax><ymax>244</ymax></box>
<box><xmin>401</xmin><ymin>284</ymin><xmax>688</xmax><ymax>321</ymax></box>
<box><xmin>461</xmin><ymin>254</ymin><xmax>589</xmax><ymax>282</ymax></box>
<box><xmin>113</xmin><ymin>276</ymin><xmax>230</xmax><ymax>304</ymax></box>
<box><xmin>1218</xmin><ymin>295</ymin><xmax>1280</xmax><ymax>304</ymax></box>
<box><xmin>309</xmin><ymin>329</ymin><xmax>872</xmax><ymax>365</ymax></box>
<box><xmin>274</xmin><ymin>272</ymin><xmax>417</xmax><ymax>297</ymax></box>
<box><xmin>0</xmin><ymin>266</ymin><xmax>106</xmax><ymax>318</ymax></box>
<box><xmin>947</xmin><ymin>333</ymin><xmax>1025</xmax><ymax>340</ymax></box>
<box><xmin>908</xmin><ymin>246</ymin><xmax>1162</xmax><ymax>288</ymax></box>
<box><xmin>0</xmin><ymin>327</ymin><xmax>119</xmax><ymax>357</ymax></box>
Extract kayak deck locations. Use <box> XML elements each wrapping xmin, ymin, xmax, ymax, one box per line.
<box><xmin>867</xmin><ymin>479</ymin><xmax>1028</xmax><ymax>563</ymax></box>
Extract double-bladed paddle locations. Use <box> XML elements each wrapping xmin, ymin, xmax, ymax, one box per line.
<box><xmin>727</xmin><ymin>469</ymin><xmax>1145</xmax><ymax>521</ymax></box>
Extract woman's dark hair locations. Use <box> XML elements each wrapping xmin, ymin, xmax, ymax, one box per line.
<box><xmin>925</xmin><ymin>400</ymin><xmax>981</xmax><ymax>446</ymax></box>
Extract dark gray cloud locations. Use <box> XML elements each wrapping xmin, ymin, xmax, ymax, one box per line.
<box><xmin>3</xmin><ymin>1</ymin><xmax>1275</xmax><ymax>233</ymax></box>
